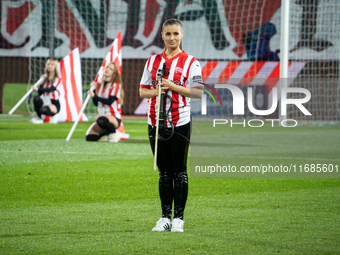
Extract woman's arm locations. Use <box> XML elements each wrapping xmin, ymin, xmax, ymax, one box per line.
<box><xmin>38</xmin><ymin>86</ymin><xmax>57</xmax><ymax>96</ymax></box>
<box><xmin>93</xmin><ymin>94</ymin><xmax>118</xmax><ymax>105</ymax></box>
<box><xmin>139</xmin><ymin>87</ymin><xmax>158</xmax><ymax>99</ymax></box>
<box><xmin>139</xmin><ymin>81</ymin><xmax>173</xmax><ymax>99</ymax></box>
<box><xmin>161</xmin><ymin>79</ymin><xmax>203</xmax><ymax>98</ymax></box>
<box><xmin>87</xmin><ymin>81</ymin><xmax>99</xmax><ymax>106</ymax></box>
<box><xmin>31</xmin><ymin>74</ymin><xmax>47</xmax><ymax>92</ymax></box>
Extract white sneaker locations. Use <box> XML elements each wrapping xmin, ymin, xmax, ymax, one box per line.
<box><xmin>152</xmin><ymin>218</ymin><xmax>171</xmax><ymax>232</ymax></box>
<box><xmin>171</xmin><ymin>218</ymin><xmax>184</xmax><ymax>232</ymax></box>
<box><xmin>107</xmin><ymin>131</ymin><xmax>121</xmax><ymax>143</ymax></box>
<box><xmin>32</xmin><ymin>117</ymin><xmax>43</xmax><ymax>124</ymax></box>
<box><xmin>49</xmin><ymin>114</ymin><xmax>58</xmax><ymax>124</ymax></box>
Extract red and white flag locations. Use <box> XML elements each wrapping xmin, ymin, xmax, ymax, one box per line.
<box><xmin>58</xmin><ymin>48</ymin><xmax>87</xmax><ymax>122</ymax></box>
<box><xmin>94</xmin><ymin>33</ymin><xmax>129</xmax><ymax>140</ymax></box>
<box><xmin>95</xmin><ymin>32</ymin><xmax>122</xmax><ymax>82</ymax></box>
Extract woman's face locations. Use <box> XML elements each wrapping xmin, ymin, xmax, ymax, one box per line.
<box><xmin>162</xmin><ymin>24</ymin><xmax>183</xmax><ymax>51</ymax></box>
<box><xmin>46</xmin><ymin>60</ymin><xmax>56</xmax><ymax>73</ymax></box>
<box><xmin>104</xmin><ymin>63</ymin><xmax>115</xmax><ymax>79</ymax></box>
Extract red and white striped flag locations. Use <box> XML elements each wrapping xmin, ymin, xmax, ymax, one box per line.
<box><xmin>95</xmin><ymin>33</ymin><xmax>128</xmax><ymax>140</ymax></box>
<box><xmin>58</xmin><ymin>47</ymin><xmax>87</xmax><ymax>122</ymax></box>
<box><xmin>95</xmin><ymin>32</ymin><xmax>122</xmax><ymax>82</ymax></box>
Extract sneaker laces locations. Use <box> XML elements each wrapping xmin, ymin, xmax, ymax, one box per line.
<box><xmin>172</xmin><ymin>218</ymin><xmax>184</xmax><ymax>229</ymax></box>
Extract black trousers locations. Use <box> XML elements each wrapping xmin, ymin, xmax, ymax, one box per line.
<box><xmin>148</xmin><ymin>121</ymin><xmax>191</xmax><ymax>220</ymax></box>
<box><xmin>33</xmin><ymin>96</ymin><xmax>60</xmax><ymax>117</ymax></box>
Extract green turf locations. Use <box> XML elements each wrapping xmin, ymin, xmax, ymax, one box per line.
<box><xmin>2</xmin><ymin>84</ymin><xmax>31</xmax><ymax>114</ymax></box>
<box><xmin>0</xmin><ymin>115</ymin><xmax>339</xmax><ymax>254</ymax></box>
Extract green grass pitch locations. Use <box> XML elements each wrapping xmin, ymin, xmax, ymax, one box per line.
<box><xmin>0</xmin><ymin>115</ymin><xmax>339</xmax><ymax>254</ymax></box>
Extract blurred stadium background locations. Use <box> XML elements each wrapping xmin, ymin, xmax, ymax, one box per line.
<box><xmin>0</xmin><ymin>0</ymin><xmax>339</xmax><ymax>122</ymax></box>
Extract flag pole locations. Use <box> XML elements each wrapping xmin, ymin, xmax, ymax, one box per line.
<box><xmin>9</xmin><ymin>77</ymin><xmax>45</xmax><ymax>115</ymax></box>
<box><xmin>153</xmin><ymin>82</ymin><xmax>162</xmax><ymax>171</ymax></box>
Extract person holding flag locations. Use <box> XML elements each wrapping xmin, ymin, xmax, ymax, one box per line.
<box><xmin>139</xmin><ymin>18</ymin><xmax>203</xmax><ymax>232</ymax></box>
<box><xmin>31</xmin><ymin>59</ymin><xmax>62</xmax><ymax>124</ymax></box>
<box><xmin>85</xmin><ymin>62</ymin><xmax>124</xmax><ymax>142</ymax></box>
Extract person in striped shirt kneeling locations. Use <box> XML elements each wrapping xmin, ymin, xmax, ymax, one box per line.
<box><xmin>86</xmin><ymin>62</ymin><xmax>124</xmax><ymax>143</ymax></box>
<box><xmin>31</xmin><ymin>59</ymin><xmax>62</xmax><ymax>124</ymax></box>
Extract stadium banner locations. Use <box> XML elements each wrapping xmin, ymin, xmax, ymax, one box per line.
<box><xmin>0</xmin><ymin>0</ymin><xmax>338</xmax><ymax>60</ymax></box>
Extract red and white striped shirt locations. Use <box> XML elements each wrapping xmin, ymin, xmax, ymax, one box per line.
<box><xmin>140</xmin><ymin>51</ymin><xmax>202</xmax><ymax>127</ymax></box>
<box><xmin>97</xmin><ymin>82</ymin><xmax>122</xmax><ymax>120</ymax></box>
<box><xmin>40</xmin><ymin>77</ymin><xmax>62</xmax><ymax>100</ymax></box>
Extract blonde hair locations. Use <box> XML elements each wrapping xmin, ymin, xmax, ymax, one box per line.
<box><xmin>162</xmin><ymin>18</ymin><xmax>184</xmax><ymax>50</ymax></box>
<box><xmin>44</xmin><ymin>59</ymin><xmax>59</xmax><ymax>83</ymax></box>
<box><xmin>98</xmin><ymin>62</ymin><xmax>124</xmax><ymax>105</ymax></box>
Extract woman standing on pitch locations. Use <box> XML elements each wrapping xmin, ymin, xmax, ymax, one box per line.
<box><xmin>31</xmin><ymin>59</ymin><xmax>62</xmax><ymax>124</ymax></box>
<box><xmin>86</xmin><ymin>62</ymin><xmax>124</xmax><ymax>143</ymax></box>
<box><xmin>139</xmin><ymin>18</ymin><xmax>202</xmax><ymax>232</ymax></box>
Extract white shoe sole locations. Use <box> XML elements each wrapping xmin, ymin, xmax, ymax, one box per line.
<box><xmin>152</xmin><ymin>228</ymin><xmax>171</xmax><ymax>232</ymax></box>
<box><xmin>171</xmin><ymin>228</ymin><xmax>183</xmax><ymax>232</ymax></box>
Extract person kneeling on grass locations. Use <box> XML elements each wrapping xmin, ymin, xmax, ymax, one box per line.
<box><xmin>31</xmin><ymin>59</ymin><xmax>62</xmax><ymax>124</ymax></box>
<box><xmin>85</xmin><ymin>62</ymin><xmax>124</xmax><ymax>143</ymax></box>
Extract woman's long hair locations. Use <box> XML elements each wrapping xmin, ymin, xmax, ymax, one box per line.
<box><xmin>97</xmin><ymin>62</ymin><xmax>124</xmax><ymax>105</ymax></box>
<box><xmin>43</xmin><ymin>59</ymin><xmax>59</xmax><ymax>84</ymax></box>
<box><xmin>162</xmin><ymin>18</ymin><xmax>183</xmax><ymax>50</ymax></box>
